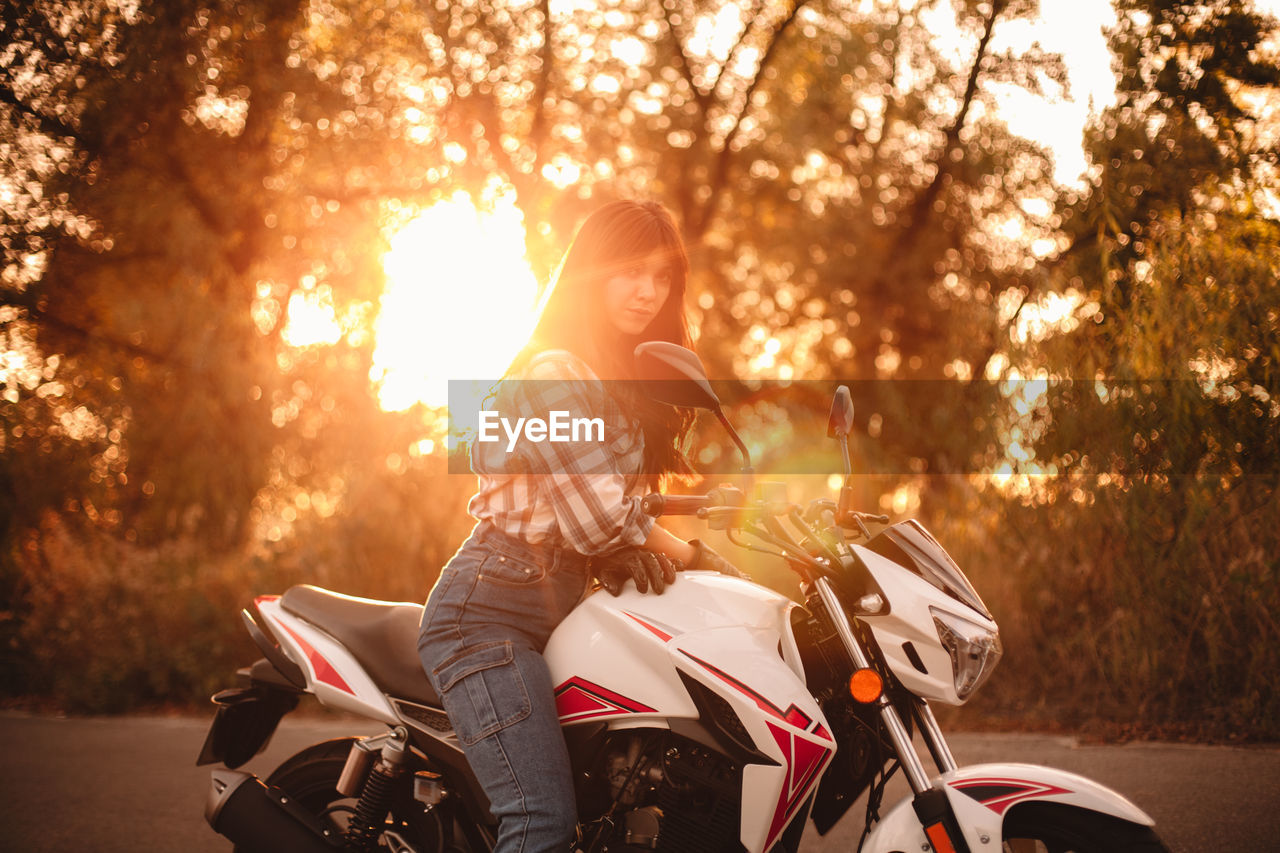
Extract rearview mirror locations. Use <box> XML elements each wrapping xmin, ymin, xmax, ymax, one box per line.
<box><xmin>634</xmin><ymin>341</ymin><xmax>754</xmax><ymax>481</ymax></box>
<box><xmin>827</xmin><ymin>385</ymin><xmax>854</xmax><ymax>438</ymax></box>
<box><xmin>633</xmin><ymin>342</ymin><xmax>721</xmax><ymax>411</ymax></box>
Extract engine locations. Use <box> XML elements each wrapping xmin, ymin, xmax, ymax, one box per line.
<box><xmin>581</xmin><ymin>730</ymin><xmax>743</xmax><ymax>853</ymax></box>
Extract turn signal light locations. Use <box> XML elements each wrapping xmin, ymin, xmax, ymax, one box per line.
<box><xmin>848</xmin><ymin>668</ymin><xmax>884</xmax><ymax>703</ymax></box>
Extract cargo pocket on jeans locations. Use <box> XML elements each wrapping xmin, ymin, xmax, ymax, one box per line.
<box><xmin>432</xmin><ymin>641</ymin><xmax>531</xmax><ymax>746</ymax></box>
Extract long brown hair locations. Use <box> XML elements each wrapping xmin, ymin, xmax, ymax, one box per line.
<box><xmin>510</xmin><ymin>200</ymin><xmax>695</xmax><ymax>484</ymax></box>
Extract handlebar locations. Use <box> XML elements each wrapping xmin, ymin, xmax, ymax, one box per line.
<box><xmin>641</xmin><ymin>486</ymin><xmax>748</xmax><ymax>518</ymax></box>
<box><xmin>640</xmin><ymin>484</ymin><xmax>890</xmax><ymax>532</ymax></box>
<box><xmin>640</xmin><ymin>493</ymin><xmax>711</xmax><ymax>517</ymax></box>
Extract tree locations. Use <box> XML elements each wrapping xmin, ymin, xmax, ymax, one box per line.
<box><xmin>979</xmin><ymin>0</ymin><xmax>1280</xmax><ymax>735</ymax></box>
<box><xmin>0</xmin><ymin>0</ymin><xmax>1092</xmax><ymax>709</ymax></box>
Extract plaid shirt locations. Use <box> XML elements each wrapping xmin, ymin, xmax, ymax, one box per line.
<box><xmin>466</xmin><ymin>350</ymin><xmax>655</xmax><ymax>556</ymax></box>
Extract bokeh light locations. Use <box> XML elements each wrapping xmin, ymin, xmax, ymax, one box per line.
<box><xmin>371</xmin><ymin>191</ymin><xmax>539</xmax><ymax>410</ymax></box>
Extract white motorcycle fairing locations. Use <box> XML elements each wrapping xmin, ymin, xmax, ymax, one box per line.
<box><xmin>854</xmin><ymin>544</ymin><xmax>1000</xmax><ymax>707</ymax></box>
<box><xmin>543</xmin><ymin>571</ymin><xmax>836</xmax><ymax>853</ymax></box>
<box><xmin>861</xmin><ymin>762</ymin><xmax>1156</xmax><ymax>852</ymax></box>
<box><xmin>253</xmin><ymin>595</ymin><xmax>400</xmax><ymax>724</ymax></box>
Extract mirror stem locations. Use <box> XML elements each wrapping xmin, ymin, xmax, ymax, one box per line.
<box><xmin>836</xmin><ymin>431</ymin><xmax>854</xmax><ymax>519</ymax></box>
<box><xmin>713</xmin><ymin>408</ymin><xmax>754</xmax><ymax>489</ymax></box>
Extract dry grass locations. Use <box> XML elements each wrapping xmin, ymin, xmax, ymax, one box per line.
<box><xmin>5</xmin><ymin>475</ymin><xmax>1277</xmax><ymax>743</ymax></box>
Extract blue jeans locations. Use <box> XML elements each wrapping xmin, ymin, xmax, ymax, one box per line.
<box><xmin>418</xmin><ymin>522</ymin><xmax>592</xmax><ymax>853</ymax></box>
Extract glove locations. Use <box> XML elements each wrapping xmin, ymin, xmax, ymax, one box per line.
<box><xmin>593</xmin><ymin>547</ymin><xmax>679</xmax><ymax>596</ymax></box>
<box><xmin>684</xmin><ymin>539</ymin><xmax>750</xmax><ymax>581</ymax></box>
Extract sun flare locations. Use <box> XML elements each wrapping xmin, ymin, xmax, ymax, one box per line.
<box><xmin>371</xmin><ymin>193</ymin><xmax>539</xmax><ymax>411</ymax></box>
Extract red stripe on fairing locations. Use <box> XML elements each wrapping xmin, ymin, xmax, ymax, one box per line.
<box><xmin>623</xmin><ymin>611</ymin><xmax>674</xmax><ymax>642</ymax></box>
<box><xmin>254</xmin><ymin>594</ymin><xmax>280</xmax><ymax>606</ymax></box>
<box><xmin>950</xmin><ymin>777</ymin><xmax>1072</xmax><ymax>816</ymax></box>
<box><xmin>678</xmin><ymin>650</ymin><xmax>833</xmax><ymax>850</ymax></box>
<box><xmin>277</xmin><ymin>621</ymin><xmax>355</xmax><ymax>695</ymax></box>
<box><xmin>762</xmin><ymin>721</ymin><xmax>834</xmax><ymax>849</ymax></box>
<box><xmin>555</xmin><ymin>676</ymin><xmax>657</xmax><ymax>722</ymax></box>
<box><xmin>679</xmin><ymin>650</ymin><xmax>813</xmax><ymax>728</ymax></box>
<box><xmin>784</xmin><ymin>707</ymin><xmax>811</xmax><ymax>728</ymax></box>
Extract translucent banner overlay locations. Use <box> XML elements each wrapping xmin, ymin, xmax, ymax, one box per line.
<box><xmin>446</xmin><ymin>378</ymin><xmax>1279</xmax><ymax>476</ymax></box>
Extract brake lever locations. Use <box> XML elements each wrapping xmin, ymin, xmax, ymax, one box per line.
<box><xmin>699</xmin><ymin>505</ymin><xmax>748</xmax><ymax>531</ymax></box>
<box><xmin>837</xmin><ymin>510</ymin><xmax>890</xmax><ymax>539</ymax></box>
<box><xmin>699</xmin><ymin>493</ymin><xmax>794</xmax><ymax>531</ymax></box>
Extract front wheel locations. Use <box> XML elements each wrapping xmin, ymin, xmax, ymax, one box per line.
<box><xmin>234</xmin><ymin>738</ymin><xmax>445</xmax><ymax>853</ymax></box>
<box><xmin>1002</xmin><ymin>803</ymin><xmax>1171</xmax><ymax>853</ymax></box>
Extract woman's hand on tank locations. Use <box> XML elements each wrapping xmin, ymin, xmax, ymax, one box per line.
<box><xmin>593</xmin><ymin>547</ymin><xmax>679</xmax><ymax>595</ymax></box>
<box><xmin>684</xmin><ymin>539</ymin><xmax>751</xmax><ymax>581</ymax></box>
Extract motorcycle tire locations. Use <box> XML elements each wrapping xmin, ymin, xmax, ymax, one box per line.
<box><xmin>233</xmin><ymin>737</ymin><xmax>444</xmax><ymax>853</ymax></box>
<box><xmin>1002</xmin><ymin>802</ymin><xmax>1171</xmax><ymax>853</ymax></box>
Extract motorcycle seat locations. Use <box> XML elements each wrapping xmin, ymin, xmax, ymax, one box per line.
<box><xmin>279</xmin><ymin>584</ymin><xmax>441</xmax><ymax>708</ymax></box>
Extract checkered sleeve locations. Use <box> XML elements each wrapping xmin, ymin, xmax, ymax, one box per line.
<box><xmin>511</xmin><ymin>355</ymin><xmax>655</xmax><ymax>555</ymax></box>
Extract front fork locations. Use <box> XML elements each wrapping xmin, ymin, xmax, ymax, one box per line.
<box><xmin>813</xmin><ymin>577</ymin><xmax>969</xmax><ymax>852</ymax></box>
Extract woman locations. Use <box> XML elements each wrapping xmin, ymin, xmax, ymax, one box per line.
<box><xmin>417</xmin><ymin>200</ymin><xmax>739</xmax><ymax>853</ymax></box>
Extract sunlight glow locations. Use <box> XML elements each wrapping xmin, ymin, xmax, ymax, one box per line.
<box><xmin>611</xmin><ymin>36</ymin><xmax>647</xmax><ymax>66</ymax></box>
<box><xmin>689</xmin><ymin>4</ymin><xmax>744</xmax><ymax>63</ymax></box>
<box><xmin>1011</xmin><ymin>289</ymin><xmax>1088</xmax><ymax>344</ymax></box>
<box><xmin>371</xmin><ymin>192</ymin><xmax>539</xmax><ymax>411</ymax></box>
<box><xmin>282</xmin><ymin>286</ymin><xmax>344</xmax><ymax>348</ymax></box>
<box><xmin>921</xmin><ymin>0</ymin><xmax>1118</xmax><ymax>186</ymax></box>
<box><xmin>541</xmin><ymin>155</ymin><xmax>583</xmax><ymax>188</ymax></box>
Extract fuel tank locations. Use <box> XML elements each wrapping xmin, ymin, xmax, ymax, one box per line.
<box><xmin>543</xmin><ymin>571</ymin><xmax>837</xmax><ymax>853</ymax></box>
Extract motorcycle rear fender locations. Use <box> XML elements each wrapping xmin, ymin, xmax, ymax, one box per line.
<box><xmin>197</xmin><ymin>608</ymin><xmax>311</xmax><ymax>769</ymax></box>
<box><xmin>196</xmin><ymin>678</ymin><xmax>300</xmax><ymax>768</ymax></box>
<box><xmin>860</xmin><ymin>762</ymin><xmax>1155</xmax><ymax>853</ymax></box>
<box><xmin>254</xmin><ymin>596</ymin><xmax>398</xmax><ymax>723</ymax></box>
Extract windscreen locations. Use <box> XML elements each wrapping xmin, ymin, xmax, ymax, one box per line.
<box><xmin>865</xmin><ymin>520</ymin><xmax>992</xmax><ymax>619</ymax></box>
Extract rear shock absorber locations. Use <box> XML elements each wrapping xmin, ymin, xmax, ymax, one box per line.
<box><xmin>344</xmin><ymin>726</ymin><xmax>409</xmax><ymax>850</ymax></box>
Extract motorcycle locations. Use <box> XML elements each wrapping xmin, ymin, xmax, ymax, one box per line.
<box><xmin>198</xmin><ymin>342</ymin><xmax>1170</xmax><ymax>853</ymax></box>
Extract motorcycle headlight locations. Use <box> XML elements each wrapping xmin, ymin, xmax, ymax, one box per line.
<box><xmin>931</xmin><ymin>607</ymin><xmax>1003</xmax><ymax>701</ymax></box>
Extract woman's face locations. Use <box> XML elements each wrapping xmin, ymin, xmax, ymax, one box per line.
<box><xmin>603</xmin><ymin>249</ymin><xmax>673</xmax><ymax>336</ymax></box>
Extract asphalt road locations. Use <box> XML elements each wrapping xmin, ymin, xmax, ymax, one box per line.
<box><xmin>2</xmin><ymin>711</ymin><xmax>1277</xmax><ymax>852</ymax></box>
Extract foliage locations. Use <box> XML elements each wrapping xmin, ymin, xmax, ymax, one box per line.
<box><xmin>10</xmin><ymin>513</ymin><xmax>277</xmax><ymax>711</ymax></box>
<box><xmin>979</xmin><ymin>0</ymin><xmax>1280</xmax><ymax>738</ymax></box>
<box><xmin>7</xmin><ymin>454</ymin><xmax>475</xmax><ymax>710</ymax></box>
<box><xmin>1</xmin><ymin>0</ymin><xmax>1277</xmax><ymax>738</ymax></box>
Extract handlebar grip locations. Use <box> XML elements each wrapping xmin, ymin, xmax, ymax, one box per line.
<box><xmin>640</xmin><ymin>494</ymin><xmax>712</xmax><ymax>517</ymax></box>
